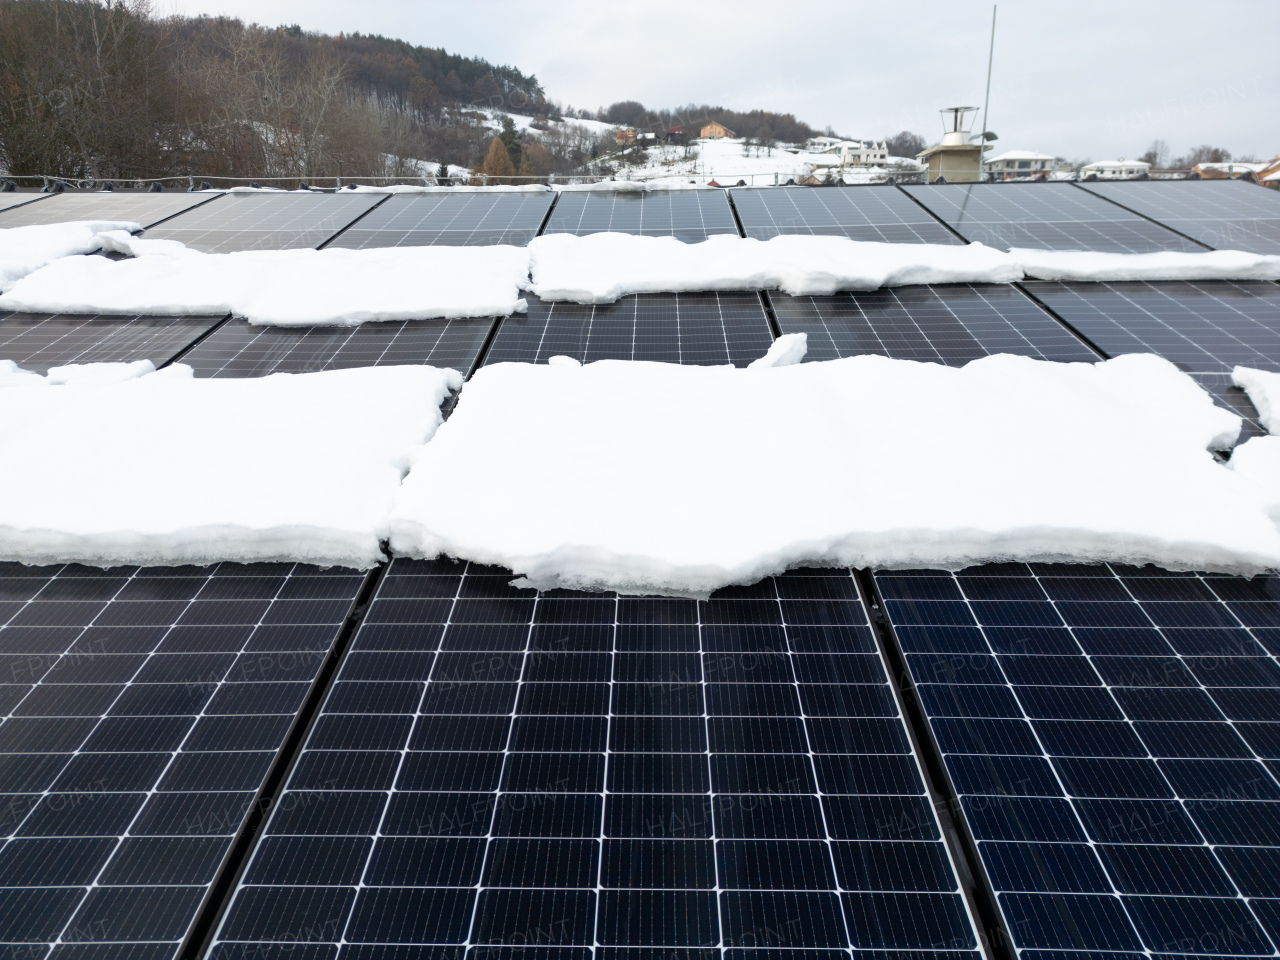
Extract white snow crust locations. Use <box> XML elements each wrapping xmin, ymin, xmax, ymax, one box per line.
<box><xmin>748</xmin><ymin>333</ymin><xmax>808</xmax><ymax>368</ymax></box>
<box><xmin>0</xmin><ymin>232</ymin><xmax>530</xmax><ymax>326</ymax></box>
<box><xmin>1011</xmin><ymin>247</ymin><xmax>1280</xmax><ymax>283</ymax></box>
<box><xmin>0</xmin><ymin>362</ymin><xmax>461</xmax><ymax>569</ymax></box>
<box><xmin>1230</xmin><ymin>437</ymin><xmax>1280</xmax><ymax>524</ymax></box>
<box><xmin>0</xmin><ymin>220</ymin><xmax>143</xmax><ymax>291</ymax></box>
<box><xmin>1233</xmin><ymin>366</ymin><xmax>1280</xmax><ymax>434</ymax></box>
<box><xmin>388</xmin><ymin>351</ymin><xmax>1280</xmax><ymax>596</ymax></box>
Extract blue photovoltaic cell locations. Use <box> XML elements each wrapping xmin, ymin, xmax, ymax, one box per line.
<box><xmin>208</xmin><ymin>559</ymin><xmax>983</xmax><ymax>959</ymax></box>
<box><xmin>876</xmin><ymin>563</ymin><xmax>1280</xmax><ymax>958</ymax></box>
<box><xmin>0</xmin><ymin>312</ymin><xmax>225</xmax><ymax>373</ymax></box>
<box><xmin>771</xmin><ymin>284</ymin><xmax>1097</xmax><ymax>365</ymax></box>
<box><xmin>731</xmin><ymin>186</ymin><xmax>962</xmax><ymax>244</ymax></box>
<box><xmin>902</xmin><ymin>183</ymin><xmax>1203</xmax><ymax>253</ymax></box>
<box><xmin>0</xmin><ymin>192</ymin><xmax>219</xmax><ymax>229</ymax></box>
<box><xmin>1025</xmin><ymin>280</ymin><xmax>1280</xmax><ymax>435</ymax></box>
<box><xmin>0</xmin><ymin>561</ymin><xmax>366</xmax><ymax>958</ymax></box>
<box><xmin>484</xmin><ymin>293</ymin><xmax>776</xmax><ymax>367</ymax></box>
<box><xmin>1076</xmin><ymin>180</ymin><xmax>1280</xmax><ymax>255</ymax></box>
<box><xmin>544</xmin><ymin>190</ymin><xmax>738</xmax><ymax>243</ymax></box>
<box><xmin>326</xmin><ymin>192</ymin><xmax>556</xmax><ymax>248</ymax></box>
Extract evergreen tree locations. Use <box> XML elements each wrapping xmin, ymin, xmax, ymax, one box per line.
<box><xmin>498</xmin><ymin>116</ymin><xmax>523</xmax><ymax>170</ymax></box>
<box><xmin>482</xmin><ymin>136</ymin><xmax>515</xmax><ymax>181</ymax></box>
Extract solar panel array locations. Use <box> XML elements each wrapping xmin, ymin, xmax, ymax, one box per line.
<box><xmin>1077</xmin><ymin>179</ymin><xmax>1280</xmax><ymax>255</ymax></box>
<box><xmin>209</xmin><ymin>559</ymin><xmax>984</xmax><ymax>959</ymax></box>
<box><xmin>732</xmin><ymin>185</ymin><xmax>963</xmax><ymax>244</ymax></box>
<box><xmin>0</xmin><ymin>193</ymin><xmax>50</xmax><ymax>216</ymax></box>
<box><xmin>874</xmin><ymin>563</ymin><xmax>1280</xmax><ymax>958</ymax></box>
<box><xmin>902</xmin><ymin>183</ymin><xmax>1206</xmax><ymax>253</ymax></box>
<box><xmin>485</xmin><ymin>293</ymin><xmax>776</xmax><ymax>367</ymax></box>
<box><xmin>772</xmin><ymin>284</ymin><xmax>1098</xmax><ymax>365</ymax></box>
<box><xmin>1025</xmin><ymin>280</ymin><xmax>1280</xmax><ymax>432</ymax></box>
<box><xmin>326</xmin><ymin>192</ymin><xmax>555</xmax><ymax>248</ymax></box>
<box><xmin>545</xmin><ymin>190</ymin><xmax>739</xmax><ymax>242</ymax></box>
<box><xmin>0</xmin><ymin>560</ymin><xmax>367</xmax><ymax>958</ymax></box>
<box><xmin>144</xmin><ymin>193</ymin><xmax>384</xmax><ymax>253</ymax></box>
<box><xmin>0</xmin><ymin>192</ymin><xmax>220</xmax><ymax>229</ymax></box>
<box><xmin>0</xmin><ymin>313</ymin><xmax>227</xmax><ymax>374</ymax></box>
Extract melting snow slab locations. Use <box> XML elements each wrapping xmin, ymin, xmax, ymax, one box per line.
<box><xmin>390</xmin><ymin>349</ymin><xmax>1280</xmax><ymax>596</ymax></box>
<box><xmin>0</xmin><ymin>220</ymin><xmax>142</xmax><ymax>291</ymax></box>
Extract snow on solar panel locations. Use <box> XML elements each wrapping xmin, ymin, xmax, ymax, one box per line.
<box><xmin>903</xmin><ymin>183</ymin><xmax>1205</xmax><ymax>254</ymax></box>
<box><xmin>732</xmin><ymin>185</ymin><xmax>963</xmax><ymax>245</ymax></box>
<box><xmin>873</xmin><ymin>563</ymin><xmax>1280</xmax><ymax>958</ymax></box>
<box><xmin>208</xmin><ymin>558</ymin><xmax>984</xmax><ymax>958</ymax></box>
<box><xmin>545</xmin><ymin>191</ymin><xmax>739</xmax><ymax>243</ymax></box>
<box><xmin>326</xmin><ymin>192</ymin><xmax>555</xmax><ymax>249</ymax></box>
<box><xmin>0</xmin><ymin>312</ymin><xmax>225</xmax><ymax>373</ymax></box>
<box><xmin>771</xmin><ymin>283</ymin><xmax>1098</xmax><ymax>365</ymax></box>
<box><xmin>0</xmin><ymin>192</ymin><xmax>220</xmax><ymax>230</ymax></box>
<box><xmin>0</xmin><ymin>560</ymin><xmax>367</xmax><ymax>956</ymax></box>
<box><xmin>179</xmin><ymin>317</ymin><xmax>495</xmax><ymax>379</ymax></box>
<box><xmin>1077</xmin><ymin>180</ymin><xmax>1280</xmax><ymax>256</ymax></box>
<box><xmin>484</xmin><ymin>293</ymin><xmax>776</xmax><ymax>367</ymax></box>
<box><xmin>142</xmin><ymin>193</ymin><xmax>384</xmax><ymax>253</ymax></box>
<box><xmin>1025</xmin><ymin>280</ymin><xmax>1280</xmax><ymax>435</ymax></box>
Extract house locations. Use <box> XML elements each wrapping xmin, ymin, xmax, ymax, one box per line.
<box><xmin>614</xmin><ymin>128</ymin><xmax>637</xmax><ymax>146</ymax></box>
<box><xmin>917</xmin><ymin>106</ymin><xmax>989</xmax><ymax>183</ymax></box>
<box><xmin>811</xmin><ymin>139</ymin><xmax>889</xmax><ymax>166</ymax></box>
<box><xmin>700</xmin><ymin>121</ymin><xmax>735</xmax><ymax>139</ymax></box>
<box><xmin>1080</xmin><ymin>159</ymin><xmax>1151</xmax><ymax>180</ymax></box>
<box><xmin>984</xmin><ymin>150</ymin><xmax>1059</xmax><ymax>180</ymax></box>
<box><xmin>665</xmin><ymin>125</ymin><xmax>686</xmax><ymax>144</ymax></box>
<box><xmin>1193</xmin><ymin>159</ymin><xmax>1275</xmax><ymax>180</ymax></box>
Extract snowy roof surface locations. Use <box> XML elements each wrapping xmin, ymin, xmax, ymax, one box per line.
<box><xmin>985</xmin><ymin>149</ymin><xmax>1057</xmax><ymax>162</ymax></box>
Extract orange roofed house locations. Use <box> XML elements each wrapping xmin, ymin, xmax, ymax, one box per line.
<box><xmin>700</xmin><ymin>121</ymin><xmax>735</xmax><ymax>139</ymax></box>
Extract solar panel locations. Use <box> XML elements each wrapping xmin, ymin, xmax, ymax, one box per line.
<box><xmin>178</xmin><ymin>317</ymin><xmax>495</xmax><ymax>379</ymax></box>
<box><xmin>1076</xmin><ymin>180</ymin><xmax>1280</xmax><ymax>255</ymax></box>
<box><xmin>0</xmin><ymin>192</ymin><xmax>219</xmax><ymax>229</ymax></box>
<box><xmin>872</xmin><ymin>563</ymin><xmax>1280</xmax><ymax>959</ymax></box>
<box><xmin>0</xmin><ymin>193</ymin><xmax>50</xmax><ymax>216</ymax></box>
<box><xmin>772</xmin><ymin>284</ymin><xmax>1098</xmax><ymax>365</ymax></box>
<box><xmin>209</xmin><ymin>558</ymin><xmax>984</xmax><ymax>959</ymax></box>
<box><xmin>901</xmin><ymin>183</ymin><xmax>1204</xmax><ymax>253</ymax></box>
<box><xmin>731</xmin><ymin>185</ymin><xmax>963</xmax><ymax>244</ymax></box>
<box><xmin>0</xmin><ymin>312</ymin><xmax>226</xmax><ymax>373</ymax></box>
<box><xmin>143</xmin><ymin>193</ymin><xmax>384</xmax><ymax>253</ymax></box>
<box><xmin>484</xmin><ymin>293</ymin><xmax>776</xmax><ymax>367</ymax></box>
<box><xmin>544</xmin><ymin>191</ymin><xmax>738</xmax><ymax>242</ymax></box>
<box><xmin>326</xmin><ymin>192</ymin><xmax>555</xmax><ymax>249</ymax></box>
<box><xmin>1024</xmin><ymin>280</ymin><xmax>1280</xmax><ymax>433</ymax></box>
<box><xmin>0</xmin><ymin>560</ymin><xmax>368</xmax><ymax>957</ymax></box>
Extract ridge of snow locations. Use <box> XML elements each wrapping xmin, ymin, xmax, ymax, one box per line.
<box><xmin>747</xmin><ymin>333</ymin><xmax>808</xmax><ymax>368</ymax></box>
<box><xmin>1011</xmin><ymin>247</ymin><xmax>1280</xmax><ymax>283</ymax></box>
<box><xmin>1233</xmin><ymin>366</ymin><xmax>1280</xmax><ymax>434</ymax></box>
<box><xmin>343</xmin><ymin>183</ymin><xmax>551</xmax><ymax>194</ymax></box>
<box><xmin>0</xmin><ymin>220</ymin><xmax>143</xmax><ymax>291</ymax></box>
<box><xmin>388</xmin><ymin>350</ymin><xmax>1274</xmax><ymax>597</ymax></box>
<box><xmin>1228</xmin><ymin>366</ymin><xmax>1280</xmax><ymax>525</ymax></box>
<box><xmin>0</xmin><ymin>362</ymin><xmax>461</xmax><ymax>569</ymax></box>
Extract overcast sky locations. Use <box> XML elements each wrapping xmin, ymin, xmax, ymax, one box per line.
<box><xmin>160</xmin><ymin>0</ymin><xmax>1278</xmax><ymax>161</ymax></box>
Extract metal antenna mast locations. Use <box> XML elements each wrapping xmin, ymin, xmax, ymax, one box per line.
<box><xmin>980</xmin><ymin>5</ymin><xmax>997</xmax><ymax>141</ymax></box>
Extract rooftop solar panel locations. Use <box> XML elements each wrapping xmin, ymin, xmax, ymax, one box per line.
<box><xmin>325</xmin><ymin>192</ymin><xmax>555</xmax><ymax>248</ymax></box>
<box><xmin>484</xmin><ymin>293</ymin><xmax>776</xmax><ymax>367</ymax></box>
<box><xmin>0</xmin><ymin>192</ymin><xmax>220</xmax><ymax>229</ymax></box>
<box><xmin>544</xmin><ymin>191</ymin><xmax>738</xmax><ymax>242</ymax></box>
<box><xmin>179</xmin><ymin>318</ymin><xmax>495</xmax><ymax>378</ymax></box>
<box><xmin>0</xmin><ymin>193</ymin><xmax>50</xmax><ymax>216</ymax></box>
<box><xmin>731</xmin><ymin>185</ymin><xmax>963</xmax><ymax>244</ymax></box>
<box><xmin>0</xmin><ymin>560</ymin><xmax>368</xmax><ymax>958</ymax></box>
<box><xmin>0</xmin><ymin>312</ymin><xmax>226</xmax><ymax>373</ymax></box>
<box><xmin>209</xmin><ymin>558</ymin><xmax>984</xmax><ymax>959</ymax></box>
<box><xmin>1024</xmin><ymin>280</ymin><xmax>1280</xmax><ymax>433</ymax></box>
<box><xmin>772</xmin><ymin>284</ymin><xmax>1098</xmax><ymax>365</ymax></box>
<box><xmin>872</xmin><ymin>563</ymin><xmax>1280</xmax><ymax>959</ymax></box>
<box><xmin>901</xmin><ymin>183</ymin><xmax>1204</xmax><ymax>253</ymax></box>
<box><xmin>143</xmin><ymin>193</ymin><xmax>384</xmax><ymax>253</ymax></box>
<box><xmin>1076</xmin><ymin>180</ymin><xmax>1280</xmax><ymax>255</ymax></box>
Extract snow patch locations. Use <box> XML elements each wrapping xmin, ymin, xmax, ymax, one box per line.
<box><xmin>0</xmin><ymin>362</ymin><xmax>462</xmax><ymax>569</ymax></box>
<box><xmin>387</xmin><ymin>350</ymin><xmax>1273</xmax><ymax>597</ymax></box>
<box><xmin>1013</xmin><ymin>247</ymin><xmax>1280</xmax><ymax>283</ymax></box>
<box><xmin>1230</xmin><ymin>437</ymin><xmax>1280</xmax><ymax>524</ymax></box>
<box><xmin>1233</xmin><ymin>366</ymin><xmax>1280</xmax><ymax>434</ymax></box>
<box><xmin>748</xmin><ymin>333</ymin><xmax>807</xmax><ymax>368</ymax></box>
<box><xmin>343</xmin><ymin>183</ymin><xmax>550</xmax><ymax>194</ymax></box>
<box><xmin>0</xmin><ymin>220</ymin><xmax>143</xmax><ymax>292</ymax></box>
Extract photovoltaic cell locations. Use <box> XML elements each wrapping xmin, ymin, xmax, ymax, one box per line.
<box><xmin>209</xmin><ymin>558</ymin><xmax>983</xmax><ymax>959</ymax></box>
<box><xmin>484</xmin><ymin>293</ymin><xmax>776</xmax><ymax>367</ymax></box>
<box><xmin>544</xmin><ymin>191</ymin><xmax>738</xmax><ymax>242</ymax></box>
<box><xmin>731</xmin><ymin>186</ymin><xmax>962</xmax><ymax>245</ymax></box>
<box><xmin>0</xmin><ymin>193</ymin><xmax>50</xmax><ymax>216</ymax></box>
<box><xmin>0</xmin><ymin>192</ymin><xmax>220</xmax><ymax>229</ymax></box>
<box><xmin>771</xmin><ymin>284</ymin><xmax>1098</xmax><ymax>365</ymax></box>
<box><xmin>901</xmin><ymin>183</ymin><xmax>1204</xmax><ymax>253</ymax></box>
<box><xmin>0</xmin><ymin>312</ymin><xmax>226</xmax><ymax>373</ymax></box>
<box><xmin>0</xmin><ymin>560</ymin><xmax>367</xmax><ymax>958</ymax></box>
<box><xmin>326</xmin><ymin>192</ymin><xmax>556</xmax><ymax>248</ymax></box>
<box><xmin>874</xmin><ymin>563</ymin><xmax>1280</xmax><ymax>958</ymax></box>
<box><xmin>143</xmin><ymin>193</ymin><xmax>384</xmax><ymax>252</ymax></box>
<box><xmin>1076</xmin><ymin>180</ymin><xmax>1280</xmax><ymax>255</ymax></box>
<box><xmin>179</xmin><ymin>317</ymin><xmax>494</xmax><ymax>378</ymax></box>
<box><xmin>1024</xmin><ymin>280</ymin><xmax>1280</xmax><ymax>433</ymax></box>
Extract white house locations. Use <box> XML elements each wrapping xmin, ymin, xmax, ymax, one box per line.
<box><xmin>1080</xmin><ymin>159</ymin><xmax>1151</xmax><ymax>180</ymax></box>
<box><xmin>806</xmin><ymin>138</ymin><xmax>889</xmax><ymax>165</ymax></box>
<box><xmin>983</xmin><ymin>150</ymin><xmax>1058</xmax><ymax>179</ymax></box>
